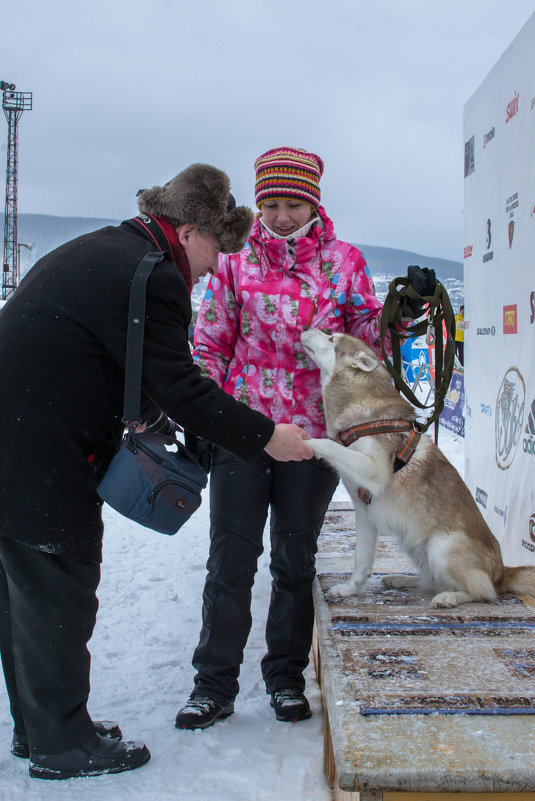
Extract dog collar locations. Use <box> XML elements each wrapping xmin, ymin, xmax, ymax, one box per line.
<box><xmin>335</xmin><ymin>418</ymin><xmax>417</xmax><ymax>447</ymax></box>
<box><xmin>335</xmin><ymin>419</ymin><xmax>422</xmax><ymax>506</ymax></box>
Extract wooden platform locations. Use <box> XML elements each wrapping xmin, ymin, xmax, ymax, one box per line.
<box><xmin>313</xmin><ymin>502</ymin><xmax>535</xmax><ymax>801</ymax></box>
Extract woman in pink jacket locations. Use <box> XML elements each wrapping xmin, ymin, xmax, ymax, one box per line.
<box><xmin>176</xmin><ymin>146</ymin><xmax>387</xmax><ymax>729</ymax></box>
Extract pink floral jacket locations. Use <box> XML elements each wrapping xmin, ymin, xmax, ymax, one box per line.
<box><xmin>193</xmin><ymin>207</ymin><xmax>387</xmax><ymax>437</ymax></box>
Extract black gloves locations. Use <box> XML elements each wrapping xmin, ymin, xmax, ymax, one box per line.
<box><xmin>406</xmin><ymin>264</ymin><xmax>437</xmax><ymax>315</ymax></box>
<box><xmin>184</xmin><ymin>431</ymin><xmax>213</xmax><ymax>474</ymax></box>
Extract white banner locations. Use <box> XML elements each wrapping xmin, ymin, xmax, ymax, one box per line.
<box><xmin>463</xmin><ymin>12</ymin><xmax>535</xmax><ymax>565</ymax></box>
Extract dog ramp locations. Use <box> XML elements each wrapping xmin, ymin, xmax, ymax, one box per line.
<box><xmin>313</xmin><ymin>502</ymin><xmax>535</xmax><ymax>800</ymax></box>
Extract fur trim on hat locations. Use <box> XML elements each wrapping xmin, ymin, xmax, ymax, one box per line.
<box><xmin>137</xmin><ymin>163</ymin><xmax>254</xmax><ymax>253</ymax></box>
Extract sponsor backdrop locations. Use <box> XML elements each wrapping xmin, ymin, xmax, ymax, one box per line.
<box><xmin>401</xmin><ymin>336</ymin><xmax>465</xmax><ymax>438</ymax></box>
<box><xmin>463</xmin><ymin>12</ymin><xmax>535</xmax><ymax>565</ymax></box>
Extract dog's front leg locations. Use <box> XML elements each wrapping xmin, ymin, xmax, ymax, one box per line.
<box><xmin>308</xmin><ymin>438</ymin><xmax>380</xmax><ymax>600</ymax></box>
<box><xmin>307</xmin><ymin>438</ymin><xmax>378</xmax><ymax>485</ymax></box>
<box><xmin>327</xmin><ymin>508</ymin><xmax>379</xmax><ymax>600</ymax></box>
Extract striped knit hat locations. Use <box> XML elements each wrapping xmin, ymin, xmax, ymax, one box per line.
<box><xmin>254</xmin><ymin>146</ymin><xmax>324</xmax><ymax>210</ymax></box>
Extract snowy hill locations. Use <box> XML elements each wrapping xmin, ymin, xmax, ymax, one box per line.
<box><xmin>5</xmin><ymin>213</ymin><xmax>463</xmax><ymax>282</ymax></box>
<box><xmin>355</xmin><ymin>243</ymin><xmax>462</xmax><ymax>281</ymax></box>
<box><xmin>3</xmin><ymin>213</ymin><xmax>123</xmax><ymax>277</ymax></box>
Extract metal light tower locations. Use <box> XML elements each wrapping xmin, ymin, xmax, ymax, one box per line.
<box><xmin>2</xmin><ymin>80</ymin><xmax>32</xmax><ymax>300</ymax></box>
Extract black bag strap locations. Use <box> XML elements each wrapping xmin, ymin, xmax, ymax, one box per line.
<box><xmin>122</xmin><ymin>251</ymin><xmax>168</xmax><ymax>425</ymax></box>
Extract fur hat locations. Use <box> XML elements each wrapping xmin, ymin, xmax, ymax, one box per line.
<box><xmin>137</xmin><ymin>163</ymin><xmax>254</xmax><ymax>253</ymax></box>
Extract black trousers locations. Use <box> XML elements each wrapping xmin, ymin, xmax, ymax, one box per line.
<box><xmin>191</xmin><ymin>447</ymin><xmax>338</xmax><ymax>704</ymax></box>
<box><xmin>455</xmin><ymin>340</ymin><xmax>464</xmax><ymax>366</ymax></box>
<box><xmin>0</xmin><ymin>535</ymin><xmax>100</xmax><ymax>754</ymax></box>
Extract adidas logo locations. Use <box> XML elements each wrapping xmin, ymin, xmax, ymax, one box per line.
<box><xmin>524</xmin><ymin>399</ymin><xmax>535</xmax><ymax>455</ymax></box>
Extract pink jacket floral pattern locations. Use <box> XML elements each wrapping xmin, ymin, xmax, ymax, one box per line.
<box><xmin>193</xmin><ymin>207</ymin><xmax>388</xmax><ymax>437</ymax></box>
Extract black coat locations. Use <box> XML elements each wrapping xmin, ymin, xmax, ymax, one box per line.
<box><xmin>0</xmin><ymin>221</ymin><xmax>274</xmax><ymax>561</ymax></box>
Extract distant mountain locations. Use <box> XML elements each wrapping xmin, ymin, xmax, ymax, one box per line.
<box><xmin>354</xmin><ymin>244</ymin><xmax>462</xmax><ymax>281</ymax></box>
<box><xmin>1</xmin><ymin>213</ymin><xmax>122</xmax><ymax>276</ymax></box>
<box><xmin>3</xmin><ymin>213</ymin><xmax>463</xmax><ymax>284</ymax></box>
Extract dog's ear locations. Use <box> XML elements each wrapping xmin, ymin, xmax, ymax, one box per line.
<box><xmin>352</xmin><ymin>351</ymin><xmax>379</xmax><ymax>372</ymax></box>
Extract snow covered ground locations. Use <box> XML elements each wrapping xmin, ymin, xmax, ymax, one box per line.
<box><xmin>0</xmin><ymin>427</ymin><xmax>464</xmax><ymax>801</ymax></box>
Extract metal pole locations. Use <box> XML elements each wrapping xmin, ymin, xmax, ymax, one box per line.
<box><xmin>2</xmin><ymin>107</ymin><xmax>21</xmax><ymax>298</ymax></box>
<box><xmin>17</xmin><ymin>241</ymin><xmax>32</xmax><ymax>281</ymax></box>
<box><xmin>1</xmin><ymin>82</ymin><xmax>32</xmax><ymax>300</ymax></box>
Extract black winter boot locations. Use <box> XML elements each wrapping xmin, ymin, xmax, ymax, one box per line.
<box><xmin>11</xmin><ymin>719</ymin><xmax>123</xmax><ymax>759</ymax></box>
<box><xmin>29</xmin><ymin>733</ymin><xmax>150</xmax><ymax>780</ymax></box>
<box><xmin>175</xmin><ymin>695</ymin><xmax>234</xmax><ymax>730</ymax></box>
<box><xmin>270</xmin><ymin>688</ymin><xmax>311</xmax><ymax>722</ymax></box>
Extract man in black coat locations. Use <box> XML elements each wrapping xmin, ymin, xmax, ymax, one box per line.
<box><xmin>0</xmin><ymin>164</ymin><xmax>313</xmax><ymax>780</ymax></box>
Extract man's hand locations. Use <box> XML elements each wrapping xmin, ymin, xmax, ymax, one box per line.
<box><xmin>264</xmin><ymin>423</ymin><xmax>314</xmax><ymax>461</ymax></box>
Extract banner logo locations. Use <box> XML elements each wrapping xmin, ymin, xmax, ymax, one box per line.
<box><xmin>464</xmin><ymin>136</ymin><xmax>475</xmax><ymax>177</ymax></box>
<box><xmin>522</xmin><ymin>514</ymin><xmax>535</xmax><ymax>552</ymax></box>
<box><xmin>464</xmin><ymin>245</ymin><xmax>473</xmax><ymax>259</ymax></box>
<box><xmin>503</xmin><ymin>305</ymin><xmax>517</xmax><ymax>334</ymax></box>
<box><xmin>530</xmin><ymin>291</ymin><xmax>534</xmax><ymax>324</ymax></box>
<box><xmin>481</xmin><ymin>403</ymin><xmax>493</xmax><ymax>416</ymax></box>
<box><xmin>493</xmin><ymin>504</ymin><xmax>508</xmax><ymax>526</ymax></box>
<box><xmin>524</xmin><ymin>399</ymin><xmax>535</xmax><ymax>456</ymax></box>
<box><xmin>503</xmin><ymin>303</ymin><xmax>518</xmax><ymax>334</ymax></box>
<box><xmin>483</xmin><ymin>126</ymin><xmax>495</xmax><ymax>147</ymax></box>
<box><xmin>506</xmin><ymin>192</ymin><xmax>518</xmax><ymax>249</ymax></box>
<box><xmin>505</xmin><ymin>91</ymin><xmax>519</xmax><ymax>124</ymax></box>
<box><xmin>495</xmin><ymin>367</ymin><xmax>525</xmax><ymax>469</ymax></box>
<box><xmin>525</xmin><ymin>513</ymin><xmax>535</xmax><ymax>553</ymax></box>
<box><xmin>444</xmin><ymin>387</ymin><xmax>460</xmax><ymax>409</ymax></box>
<box><xmin>506</xmin><ymin>192</ymin><xmax>518</xmax><ymax>216</ymax></box>
<box><xmin>483</xmin><ymin>218</ymin><xmax>493</xmax><ymax>262</ymax></box>
<box><xmin>476</xmin><ymin>326</ymin><xmax>496</xmax><ymax>336</ymax></box>
<box><xmin>475</xmin><ymin>488</ymin><xmax>488</xmax><ymax>509</ymax></box>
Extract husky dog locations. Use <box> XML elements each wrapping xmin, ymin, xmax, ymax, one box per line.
<box><xmin>301</xmin><ymin>328</ymin><xmax>535</xmax><ymax>608</ymax></box>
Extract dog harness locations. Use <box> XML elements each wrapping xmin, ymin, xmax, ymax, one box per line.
<box><xmin>335</xmin><ymin>419</ymin><xmax>422</xmax><ymax>505</ymax></box>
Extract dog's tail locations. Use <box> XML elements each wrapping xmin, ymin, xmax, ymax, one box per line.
<box><xmin>497</xmin><ymin>566</ymin><xmax>535</xmax><ymax>597</ymax></box>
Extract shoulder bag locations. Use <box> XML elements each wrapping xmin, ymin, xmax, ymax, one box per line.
<box><xmin>97</xmin><ymin>252</ymin><xmax>208</xmax><ymax>535</ymax></box>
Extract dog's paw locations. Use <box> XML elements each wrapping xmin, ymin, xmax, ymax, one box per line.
<box><xmin>326</xmin><ymin>582</ymin><xmax>359</xmax><ymax>601</ymax></box>
<box><xmin>431</xmin><ymin>591</ymin><xmax>459</xmax><ymax>608</ymax></box>
<box><xmin>307</xmin><ymin>440</ymin><xmax>331</xmax><ymax>461</ymax></box>
<box><xmin>381</xmin><ymin>574</ymin><xmax>418</xmax><ymax>590</ymax></box>
<box><xmin>381</xmin><ymin>575</ymin><xmax>403</xmax><ymax>589</ymax></box>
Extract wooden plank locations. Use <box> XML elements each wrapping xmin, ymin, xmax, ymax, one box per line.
<box><xmin>313</xmin><ymin>505</ymin><xmax>535</xmax><ymax>797</ymax></box>
<box><xmin>384</xmin><ymin>795</ymin><xmax>535</xmax><ymax>801</ymax></box>
<box><xmin>320</xmin><ymin>694</ymin><xmax>535</xmax><ymax>800</ymax></box>
<box><xmin>323</xmin><ymin>701</ymin><xmax>359</xmax><ymax>800</ymax></box>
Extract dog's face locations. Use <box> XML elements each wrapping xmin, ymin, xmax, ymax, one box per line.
<box><xmin>301</xmin><ymin>329</ymin><xmax>340</xmax><ymax>382</ymax></box>
<box><xmin>301</xmin><ymin>329</ymin><xmax>380</xmax><ymax>386</ymax></box>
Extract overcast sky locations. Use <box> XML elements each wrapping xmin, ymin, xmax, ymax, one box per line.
<box><xmin>1</xmin><ymin>0</ymin><xmax>534</xmax><ymax>261</ymax></box>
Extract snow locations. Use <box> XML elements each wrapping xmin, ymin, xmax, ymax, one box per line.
<box><xmin>0</xmin><ymin>428</ymin><xmax>464</xmax><ymax>799</ymax></box>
